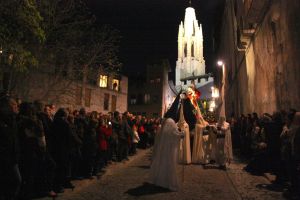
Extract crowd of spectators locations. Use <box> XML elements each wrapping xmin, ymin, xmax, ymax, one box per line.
<box><xmin>0</xmin><ymin>95</ymin><xmax>160</xmax><ymax>200</ymax></box>
<box><xmin>229</xmin><ymin>109</ymin><xmax>300</xmax><ymax>199</ymax></box>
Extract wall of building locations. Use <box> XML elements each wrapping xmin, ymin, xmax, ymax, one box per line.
<box><xmin>128</xmin><ymin>60</ymin><xmax>174</xmax><ymax>118</ymax></box>
<box><xmin>12</xmin><ymin>70</ymin><xmax>128</xmax><ymax>113</ymax></box>
<box><xmin>218</xmin><ymin>0</ymin><xmax>300</xmax><ymax>117</ymax></box>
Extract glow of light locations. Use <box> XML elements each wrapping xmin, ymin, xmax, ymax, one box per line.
<box><xmin>211</xmin><ymin>87</ymin><xmax>219</xmax><ymax>98</ymax></box>
<box><xmin>217</xmin><ymin>60</ymin><xmax>223</xmax><ymax>66</ymax></box>
<box><xmin>209</xmin><ymin>100</ymin><xmax>216</xmax><ymax>112</ymax></box>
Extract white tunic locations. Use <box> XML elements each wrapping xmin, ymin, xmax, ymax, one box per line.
<box><xmin>177</xmin><ymin>104</ymin><xmax>191</xmax><ymax>164</ymax></box>
<box><xmin>215</xmin><ymin>121</ymin><xmax>233</xmax><ymax>166</ymax></box>
<box><xmin>191</xmin><ymin>107</ymin><xmax>208</xmax><ymax>164</ymax></box>
<box><xmin>149</xmin><ymin>118</ymin><xmax>183</xmax><ymax>191</ymax></box>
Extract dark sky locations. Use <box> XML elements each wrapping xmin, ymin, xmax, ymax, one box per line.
<box><xmin>86</xmin><ymin>0</ymin><xmax>224</xmax><ymax>76</ymax></box>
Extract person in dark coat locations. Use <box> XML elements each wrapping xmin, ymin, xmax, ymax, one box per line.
<box><xmin>0</xmin><ymin>96</ymin><xmax>21</xmax><ymax>200</ymax></box>
<box><xmin>18</xmin><ymin>102</ymin><xmax>49</xmax><ymax>198</ymax></box>
<box><xmin>117</xmin><ymin>112</ymin><xmax>131</xmax><ymax>161</ymax></box>
<box><xmin>82</xmin><ymin>111</ymin><xmax>98</xmax><ymax>178</ymax></box>
<box><xmin>51</xmin><ymin>108</ymin><xmax>75</xmax><ymax>192</ymax></box>
<box><xmin>33</xmin><ymin>101</ymin><xmax>57</xmax><ymax>197</ymax></box>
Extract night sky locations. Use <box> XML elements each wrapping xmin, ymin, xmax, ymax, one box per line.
<box><xmin>87</xmin><ymin>0</ymin><xmax>224</xmax><ymax>77</ymax></box>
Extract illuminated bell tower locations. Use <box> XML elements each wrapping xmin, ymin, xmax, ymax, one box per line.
<box><xmin>175</xmin><ymin>6</ymin><xmax>207</xmax><ymax>87</ymax></box>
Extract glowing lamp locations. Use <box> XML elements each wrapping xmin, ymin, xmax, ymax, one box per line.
<box><xmin>217</xmin><ymin>60</ymin><xmax>223</xmax><ymax>66</ymax></box>
<box><xmin>211</xmin><ymin>87</ymin><xmax>220</xmax><ymax>98</ymax></box>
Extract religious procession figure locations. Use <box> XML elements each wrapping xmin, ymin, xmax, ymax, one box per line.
<box><xmin>149</xmin><ymin>118</ymin><xmax>184</xmax><ymax>191</ymax></box>
<box><xmin>213</xmin><ymin>116</ymin><xmax>233</xmax><ymax>169</ymax></box>
<box><xmin>184</xmin><ymin>85</ymin><xmax>210</xmax><ymax>164</ymax></box>
<box><xmin>177</xmin><ymin>96</ymin><xmax>191</xmax><ymax>164</ymax></box>
<box><xmin>201</xmin><ymin>125</ymin><xmax>217</xmax><ymax>164</ymax></box>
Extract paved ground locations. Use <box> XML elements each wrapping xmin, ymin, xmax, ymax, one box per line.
<box><xmin>37</xmin><ymin>149</ymin><xmax>285</xmax><ymax>200</ymax></box>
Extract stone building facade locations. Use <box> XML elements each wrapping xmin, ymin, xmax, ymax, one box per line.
<box><xmin>128</xmin><ymin>60</ymin><xmax>174</xmax><ymax>118</ymax></box>
<box><xmin>217</xmin><ymin>0</ymin><xmax>300</xmax><ymax>117</ymax></box>
<box><xmin>11</xmin><ymin>70</ymin><xmax>128</xmax><ymax>113</ymax></box>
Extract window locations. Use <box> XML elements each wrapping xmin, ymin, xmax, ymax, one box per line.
<box><xmin>112</xmin><ymin>79</ymin><xmax>119</xmax><ymax>91</ymax></box>
<box><xmin>104</xmin><ymin>93</ymin><xmax>109</xmax><ymax>110</ymax></box>
<box><xmin>156</xmin><ymin>78</ymin><xmax>161</xmax><ymax>83</ymax></box>
<box><xmin>152</xmin><ymin>95</ymin><xmax>159</xmax><ymax>103</ymax></box>
<box><xmin>99</xmin><ymin>75</ymin><xmax>108</xmax><ymax>88</ymax></box>
<box><xmin>137</xmin><ymin>94</ymin><xmax>143</xmax><ymax>105</ymax></box>
<box><xmin>111</xmin><ymin>95</ymin><xmax>117</xmax><ymax>112</ymax></box>
<box><xmin>144</xmin><ymin>94</ymin><xmax>150</xmax><ymax>104</ymax></box>
<box><xmin>130</xmin><ymin>94</ymin><xmax>137</xmax><ymax>105</ymax></box>
<box><xmin>85</xmin><ymin>88</ymin><xmax>91</xmax><ymax>107</ymax></box>
<box><xmin>150</xmin><ymin>79</ymin><xmax>154</xmax><ymax>83</ymax></box>
<box><xmin>76</xmin><ymin>86</ymin><xmax>82</xmax><ymax>105</ymax></box>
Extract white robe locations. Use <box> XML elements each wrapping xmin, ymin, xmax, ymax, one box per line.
<box><xmin>215</xmin><ymin>121</ymin><xmax>233</xmax><ymax>166</ymax></box>
<box><xmin>149</xmin><ymin>118</ymin><xmax>183</xmax><ymax>191</ymax></box>
<box><xmin>202</xmin><ymin>126</ymin><xmax>216</xmax><ymax>164</ymax></box>
<box><xmin>191</xmin><ymin>107</ymin><xmax>209</xmax><ymax>164</ymax></box>
<box><xmin>177</xmin><ymin>104</ymin><xmax>191</xmax><ymax>164</ymax></box>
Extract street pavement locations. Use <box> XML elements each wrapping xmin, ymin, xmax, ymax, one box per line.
<box><xmin>37</xmin><ymin>149</ymin><xmax>285</xmax><ymax>200</ymax></box>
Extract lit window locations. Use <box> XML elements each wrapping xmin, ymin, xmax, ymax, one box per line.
<box><xmin>156</xmin><ymin>78</ymin><xmax>160</xmax><ymax>83</ymax></box>
<box><xmin>112</xmin><ymin>79</ymin><xmax>119</xmax><ymax>91</ymax></box>
<box><xmin>130</xmin><ymin>95</ymin><xmax>137</xmax><ymax>105</ymax></box>
<box><xmin>144</xmin><ymin>94</ymin><xmax>150</xmax><ymax>104</ymax></box>
<box><xmin>150</xmin><ymin>79</ymin><xmax>154</xmax><ymax>83</ymax></box>
<box><xmin>99</xmin><ymin>75</ymin><xmax>108</xmax><ymax>88</ymax></box>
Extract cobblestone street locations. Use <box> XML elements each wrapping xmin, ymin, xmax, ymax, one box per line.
<box><xmin>38</xmin><ymin>149</ymin><xmax>285</xmax><ymax>200</ymax></box>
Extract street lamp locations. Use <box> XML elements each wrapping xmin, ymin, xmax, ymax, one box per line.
<box><xmin>217</xmin><ymin>60</ymin><xmax>223</xmax><ymax>66</ymax></box>
<box><xmin>217</xmin><ymin>60</ymin><xmax>226</xmax><ymax>117</ymax></box>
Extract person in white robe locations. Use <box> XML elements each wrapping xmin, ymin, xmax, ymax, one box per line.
<box><xmin>214</xmin><ymin>116</ymin><xmax>233</xmax><ymax>168</ymax></box>
<box><xmin>149</xmin><ymin>118</ymin><xmax>184</xmax><ymax>191</ymax></box>
<box><xmin>201</xmin><ymin>125</ymin><xmax>217</xmax><ymax>164</ymax></box>
<box><xmin>184</xmin><ymin>86</ymin><xmax>209</xmax><ymax>164</ymax></box>
<box><xmin>177</xmin><ymin>97</ymin><xmax>191</xmax><ymax>164</ymax></box>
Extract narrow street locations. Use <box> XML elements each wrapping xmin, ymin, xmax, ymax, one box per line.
<box><xmin>38</xmin><ymin>149</ymin><xmax>284</xmax><ymax>200</ymax></box>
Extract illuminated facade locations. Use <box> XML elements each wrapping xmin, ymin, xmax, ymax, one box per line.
<box><xmin>175</xmin><ymin>6</ymin><xmax>213</xmax><ymax>90</ymax></box>
<box><xmin>217</xmin><ymin>0</ymin><xmax>300</xmax><ymax>116</ymax></box>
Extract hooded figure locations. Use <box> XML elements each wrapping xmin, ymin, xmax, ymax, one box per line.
<box><xmin>214</xmin><ymin>116</ymin><xmax>233</xmax><ymax>168</ymax></box>
<box><xmin>177</xmin><ymin>97</ymin><xmax>191</xmax><ymax>164</ymax></box>
<box><xmin>149</xmin><ymin>118</ymin><xmax>184</xmax><ymax>191</ymax></box>
<box><xmin>164</xmin><ymin>91</ymin><xmax>197</xmax><ymax>131</ymax></box>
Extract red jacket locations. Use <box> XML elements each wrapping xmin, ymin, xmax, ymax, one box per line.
<box><xmin>98</xmin><ymin>126</ymin><xmax>112</xmax><ymax>151</ymax></box>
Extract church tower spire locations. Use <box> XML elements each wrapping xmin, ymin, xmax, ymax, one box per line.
<box><xmin>175</xmin><ymin>5</ymin><xmax>206</xmax><ymax>87</ymax></box>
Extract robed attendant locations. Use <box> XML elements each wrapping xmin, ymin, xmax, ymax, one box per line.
<box><xmin>185</xmin><ymin>86</ymin><xmax>209</xmax><ymax>164</ymax></box>
<box><xmin>214</xmin><ymin>116</ymin><xmax>233</xmax><ymax>168</ymax></box>
<box><xmin>149</xmin><ymin>118</ymin><xmax>184</xmax><ymax>191</ymax></box>
<box><xmin>177</xmin><ymin>99</ymin><xmax>191</xmax><ymax>164</ymax></box>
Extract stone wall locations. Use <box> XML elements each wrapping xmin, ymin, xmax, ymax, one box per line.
<box><xmin>12</xmin><ymin>70</ymin><xmax>128</xmax><ymax>113</ymax></box>
<box><xmin>218</xmin><ymin>0</ymin><xmax>300</xmax><ymax>117</ymax></box>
